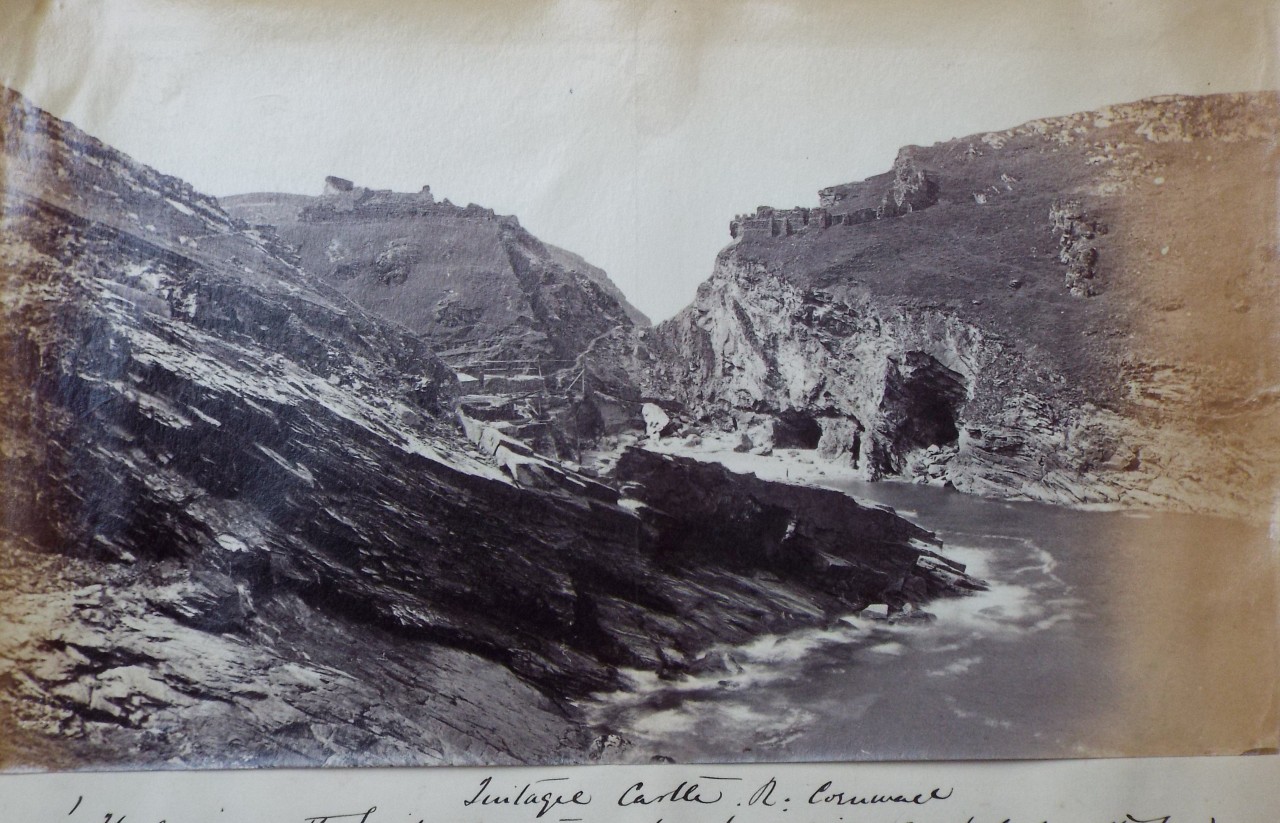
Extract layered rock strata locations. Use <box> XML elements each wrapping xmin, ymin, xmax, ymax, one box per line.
<box><xmin>223</xmin><ymin>183</ymin><xmax>650</xmax><ymax>454</ymax></box>
<box><xmin>0</xmin><ymin>87</ymin><xmax>977</xmax><ymax>768</ymax></box>
<box><xmin>647</xmin><ymin>93</ymin><xmax>1280</xmax><ymax>518</ymax></box>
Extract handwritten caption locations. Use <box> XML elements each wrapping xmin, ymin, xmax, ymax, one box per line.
<box><xmin>59</xmin><ymin>775</ymin><xmax>1221</xmax><ymax>823</ymax></box>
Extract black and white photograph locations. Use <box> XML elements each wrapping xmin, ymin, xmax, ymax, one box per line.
<box><xmin>1</xmin><ymin>0</ymin><xmax>1277</xmax><ymax>770</ymax></box>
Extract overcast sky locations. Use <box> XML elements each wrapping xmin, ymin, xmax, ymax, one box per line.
<box><xmin>2</xmin><ymin>0</ymin><xmax>1276</xmax><ymax>321</ymax></box>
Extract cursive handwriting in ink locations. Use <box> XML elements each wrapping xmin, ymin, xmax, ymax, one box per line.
<box><xmin>463</xmin><ymin>776</ymin><xmax>591</xmax><ymax>819</ymax></box>
<box><xmin>303</xmin><ymin>806</ymin><xmax>377</xmax><ymax>823</ymax></box>
<box><xmin>617</xmin><ymin>776</ymin><xmax>741</xmax><ymax>806</ymax></box>
<box><xmin>808</xmin><ymin>781</ymin><xmax>954</xmax><ymax>806</ymax></box>
<box><xmin>748</xmin><ymin>778</ymin><xmax>779</xmax><ymax>807</ymax></box>
<box><xmin>65</xmin><ymin>796</ymin><xmax>168</xmax><ymax>823</ymax></box>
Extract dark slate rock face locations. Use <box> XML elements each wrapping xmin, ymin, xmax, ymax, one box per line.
<box><xmin>615</xmin><ymin>448</ymin><xmax>982</xmax><ymax>608</ymax></box>
<box><xmin>0</xmin><ymin>87</ymin><xmax>978</xmax><ymax>769</ymax></box>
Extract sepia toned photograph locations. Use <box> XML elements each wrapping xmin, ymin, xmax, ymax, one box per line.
<box><xmin>1</xmin><ymin>0</ymin><xmax>1277</xmax><ymax>770</ymax></box>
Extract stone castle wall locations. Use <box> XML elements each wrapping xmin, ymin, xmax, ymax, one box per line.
<box><xmin>729</xmin><ymin>204</ymin><xmax>883</xmax><ymax>239</ymax></box>
<box><xmin>731</xmin><ymin>157</ymin><xmax>938</xmax><ymax>240</ymax></box>
<box><xmin>302</xmin><ymin>179</ymin><xmax>514</xmax><ymax>226</ymax></box>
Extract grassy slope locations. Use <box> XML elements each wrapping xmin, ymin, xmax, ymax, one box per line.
<box><xmin>730</xmin><ymin>94</ymin><xmax>1279</xmax><ymax>422</ymax></box>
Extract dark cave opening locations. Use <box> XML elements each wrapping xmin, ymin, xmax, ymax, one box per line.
<box><xmin>897</xmin><ymin>386</ymin><xmax>961</xmax><ymax>449</ymax></box>
<box><xmin>870</xmin><ymin>351</ymin><xmax>968</xmax><ymax>476</ymax></box>
<box><xmin>773</xmin><ymin>410</ymin><xmax>824</xmax><ymax>449</ymax></box>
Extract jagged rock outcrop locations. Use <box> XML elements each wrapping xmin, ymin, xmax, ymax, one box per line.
<box><xmin>615</xmin><ymin>449</ymin><xmax>984</xmax><ymax>609</ymax></box>
<box><xmin>0</xmin><ymin>87</ymin><xmax>977</xmax><ymax>768</ymax></box>
<box><xmin>649</xmin><ymin>93</ymin><xmax>1280</xmax><ymax>518</ymax></box>
<box><xmin>1049</xmin><ymin>199</ymin><xmax>1107</xmax><ymax>297</ymax></box>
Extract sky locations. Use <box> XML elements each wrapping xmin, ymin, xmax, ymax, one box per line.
<box><xmin>2</xmin><ymin>0</ymin><xmax>1276</xmax><ymax>322</ymax></box>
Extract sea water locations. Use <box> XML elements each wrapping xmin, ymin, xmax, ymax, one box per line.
<box><xmin>586</xmin><ymin>480</ymin><xmax>1276</xmax><ymax>762</ymax></box>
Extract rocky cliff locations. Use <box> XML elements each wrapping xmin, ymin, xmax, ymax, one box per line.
<box><xmin>0</xmin><ymin>87</ymin><xmax>979</xmax><ymax>768</ymax></box>
<box><xmin>222</xmin><ymin>181</ymin><xmax>645</xmax><ymax>366</ymax></box>
<box><xmin>648</xmin><ymin>93</ymin><xmax>1280</xmax><ymax>518</ymax></box>
<box><xmin>222</xmin><ymin>182</ymin><xmax>650</xmax><ymax>455</ymax></box>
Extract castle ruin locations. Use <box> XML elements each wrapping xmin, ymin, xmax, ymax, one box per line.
<box><xmin>302</xmin><ymin>178</ymin><xmax>517</xmax><ymax>227</ymax></box>
<box><xmin>732</xmin><ymin>154</ymin><xmax>939</xmax><ymax>240</ymax></box>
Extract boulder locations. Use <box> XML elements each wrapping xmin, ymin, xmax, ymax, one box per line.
<box><xmin>642</xmin><ymin>402</ymin><xmax>671</xmax><ymax>442</ymax></box>
<box><xmin>860</xmin><ymin>603</ymin><xmax>891</xmax><ymax>621</ymax></box>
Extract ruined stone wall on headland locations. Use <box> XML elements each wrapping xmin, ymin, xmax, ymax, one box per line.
<box><xmin>730</xmin><ymin>155</ymin><xmax>939</xmax><ymax>240</ymax></box>
<box><xmin>729</xmin><ymin>203</ymin><xmax>884</xmax><ymax>239</ymax></box>
<box><xmin>302</xmin><ymin>178</ymin><xmax>517</xmax><ymax>227</ymax></box>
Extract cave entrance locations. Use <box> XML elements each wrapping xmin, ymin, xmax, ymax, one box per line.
<box><xmin>870</xmin><ymin>351</ymin><xmax>968</xmax><ymax>476</ymax></box>
<box><xmin>773</xmin><ymin>410</ymin><xmax>823</xmax><ymax>449</ymax></box>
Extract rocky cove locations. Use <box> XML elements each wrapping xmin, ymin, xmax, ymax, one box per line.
<box><xmin>1</xmin><ymin>85</ymin><xmax>1277</xmax><ymax>767</ymax></box>
<box><xmin>583</xmin><ymin>444</ymin><xmax>1277</xmax><ymax>762</ymax></box>
<box><xmin>642</xmin><ymin>260</ymin><xmax>1263</xmax><ymax>519</ymax></box>
<box><xmin>0</xmin><ymin>87</ymin><xmax>982</xmax><ymax>767</ymax></box>
<box><xmin>644</xmin><ymin>92</ymin><xmax>1279</xmax><ymax>521</ymax></box>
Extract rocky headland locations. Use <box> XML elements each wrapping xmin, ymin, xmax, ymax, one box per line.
<box><xmin>222</xmin><ymin>178</ymin><xmax>649</xmax><ymax>366</ymax></box>
<box><xmin>644</xmin><ymin>93</ymin><xmax>1280</xmax><ymax>519</ymax></box>
<box><xmin>222</xmin><ymin>181</ymin><xmax>651</xmax><ymax>458</ymax></box>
